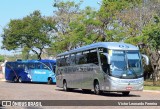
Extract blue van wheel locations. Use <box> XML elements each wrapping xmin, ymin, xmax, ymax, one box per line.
<box><xmin>13</xmin><ymin>77</ymin><xmax>18</xmax><ymax>83</ymax></box>
<box><xmin>18</xmin><ymin>77</ymin><xmax>22</xmax><ymax>83</ymax></box>
<box><xmin>48</xmin><ymin>78</ymin><xmax>52</xmax><ymax>84</ymax></box>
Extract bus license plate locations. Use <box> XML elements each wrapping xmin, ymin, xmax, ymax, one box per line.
<box><xmin>126</xmin><ymin>86</ymin><xmax>132</xmax><ymax>90</ymax></box>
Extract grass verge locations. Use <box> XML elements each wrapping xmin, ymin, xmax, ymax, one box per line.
<box><xmin>144</xmin><ymin>85</ymin><xmax>160</xmax><ymax>91</ymax></box>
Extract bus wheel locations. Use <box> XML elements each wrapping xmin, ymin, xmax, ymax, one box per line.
<box><xmin>63</xmin><ymin>80</ymin><xmax>68</xmax><ymax>91</ymax></box>
<box><xmin>13</xmin><ymin>77</ymin><xmax>18</xmax><ymax>83</ymax></box>
<box><xmin>94</xmin><ymin>82</ymin><xmax>101</xmax><ymax>95</ymax></box>
<box><xmin>48</xmin><ymin>78</ymin><xmax>53</xmax><ymax>84</ymax></box>
<box><xmin>18</xmin><ymin>77</ymin><xmax>22</xmax><ymax>83</ymax></box>
<box><xmin>122</xmin><ymin>91</ymin><xmax>130</xmax><ymax>96</ymax></box>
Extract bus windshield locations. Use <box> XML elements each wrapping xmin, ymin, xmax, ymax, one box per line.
<box><xmin>110</xmin><ymin>50</ymin><xmax>142</xmax><ymax>79</ymax></box>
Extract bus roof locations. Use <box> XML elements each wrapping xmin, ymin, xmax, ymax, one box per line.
<box><xmin>6</xmin><ymin>59</ymin><xmax>56</xmax><ymax>64</ymax></box>
<box><xmin>57</xmin><ymin>42</ymin><xmax>139</xmax><ymax>56</ymax></box>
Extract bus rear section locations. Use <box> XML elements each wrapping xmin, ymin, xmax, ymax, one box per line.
<box><xmin>5</xmin><ymin>62</ymin><xmax>28</xmax><ymax>82</ymax></box>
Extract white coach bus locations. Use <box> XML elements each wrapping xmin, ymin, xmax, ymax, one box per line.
<box><xmin>56</xmin><ymin>42</ymin><xmax>149</xmax><ymax>95</ymax></box>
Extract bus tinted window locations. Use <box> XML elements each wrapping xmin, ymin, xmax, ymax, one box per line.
<box><xmin>58</xmin><ymin>49</ymin><xmax>98</xmax><ymax>66</ymax></box>
<box><xmin>75</xmin><ymin>49</ymin><xmax>98</xmax><ymax>65</ymax></box>
<box><xmin>60</xmin><ymin>57</ymin><xmax>65</xmax><ymax>67</ymax></box>
<box><xmin>6</xmin><ymin>62</ymin><xmax>15</xmax><ymax>69</ymax></box>
<box><xmin>76</xmin><ymin>52</ymin><xmax>87</xmax><ymax>64</ymax></box>
<box><xmin>70</xmin><ymin>54</ymin><xmax>76</xmax><ymax>65</ymax></box>
<box><xmin>87</xmin><ymin>50</ymin><xmax>98</xmax><ymax>65</ymax></box>
<box><xmin>57</xmin><ymin>55</ymin><xmax>70</xmax><ymax>67</ymax></box>
<box><xmin>75</xmin><ymin>52</ymin><xmax>82</xmax><ymax>64</ymax></box>
<box><xmin>17</xmin><ymin>63</ymin><xmax>25</xmax><ymax>69</ymax></box>
<box><xmin>28</xmin><ymin>63</ymin><xmax>35</xmax><ymax>69</ymax></box>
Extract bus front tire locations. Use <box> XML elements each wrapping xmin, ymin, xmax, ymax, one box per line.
<box><xmin>122</xmin><ymin>91</ymin><xmax>130</xmax><ymax>96</ymax></box>
<box><xmin>48</xmin><ymin>78</ymin><xmax>53</xmax><ymax>84</ymax></box>
<box><xmin>13</xmin><ymin>77</ymin><xmax>18</xmax><ymax>83</ymax></box>
<box><xmin>94</xmin><ymin>81</ymin><xmax>102</xmax><ymax>95</ymax></box>
<box><xmin>63</xmin><ymin>80</ymin><xmax>68</xmax><ymax>91</ymax></box>
<box><xmin>18</xmin><ymin>77</ymin><xmax>22</xmax><ymax>83</ymax></box>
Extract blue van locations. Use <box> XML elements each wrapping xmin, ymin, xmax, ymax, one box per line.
<box><xmin>5</xmin><ymin>60</ymin><xmax>56</xmax><ymax>84</ymax></box>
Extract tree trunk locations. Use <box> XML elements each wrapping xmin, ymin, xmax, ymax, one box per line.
<box><xmin>37</xmin><ymin>54</ymin><xmax>41</xmax><ymax>60</ymax></box>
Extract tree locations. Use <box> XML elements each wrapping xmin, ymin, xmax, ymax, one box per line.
<box><xmin>51</xmin><ymin>0</ymin><xmax>84</xmax><ymax>53</ymax></box>
<box><xmin>68</xmin><ymin>6</ymin><xmax>101</xmax><ymax>45</ymax></box>
<box><xmin>123</xmin><ymin>0</ymin><xmax>160</xmax><ymax>84</ymax></box>
<box><xmin>52</xmin><ymin>0</ymin><xmax>103</xmax><ymax>53</ymax></box>
<box><xmin>98</xmin><ymin>0</ymin><xmax>143</xmax><ymax>42</ymax></box>
<box><xmin>1</xmin><ymin>10</ymin><xmax>56</xmax><ymax>60</ymax></box>
<box><xmin>0</xmin><ymin>55</ymin><xmax>5</xmax><ymax>62</ymax></box>
<box><xmin>137</xmin><ymin>16</ymin><xmax>160</xmax><ymax>85</ymax></box>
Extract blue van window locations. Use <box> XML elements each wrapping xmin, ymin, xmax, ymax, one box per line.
<box><xmin>28</xmin><ymin>63</ymin><xmax>35</xmax><ymax>69</ymax></box>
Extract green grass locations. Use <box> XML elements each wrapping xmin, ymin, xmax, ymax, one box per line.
<box><xmin>144</xmin><ymin>86</ymin><xmax>160</xmax><ymax>90</ymax></box>
<box><xmin>144</xmin><ymin>80</ymin><xmax>160</xmax><ymax>90</ymax></box>
<box><xmin>144</xmin><ymin>80</ymin><xmax>160</xmax><ymax>86</ymax></box>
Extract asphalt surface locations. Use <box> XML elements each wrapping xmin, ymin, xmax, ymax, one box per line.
<box><xmin>0</xmin><ymin>81</ymin><xmax>160</xmax><ymax>109</ymax></box>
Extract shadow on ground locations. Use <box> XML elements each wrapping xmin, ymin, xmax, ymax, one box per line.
<box><xmin>55</xmin><ymin>89</ymin><xmax>141</xmax><ymax>97</ymax></box>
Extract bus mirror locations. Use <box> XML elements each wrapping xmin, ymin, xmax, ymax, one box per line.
<box><xmin>108</xmin><ymin>56</ymin><xmax>111</xmax><ymax>64</ymax></box>
<box><xmin>107</xmin><ymin>56</ymin><xmax>111</xmax><ymax>64</ymax></box>
<box><xmin>141</xmin><ymin>54</ymin><xmax>149</xmax><ymax>65</ymax></box>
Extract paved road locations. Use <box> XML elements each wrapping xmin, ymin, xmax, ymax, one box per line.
<box><xmin>0</xmin><ymin>81</ymin><xmax>160</xmax><ymax>109</ymax></box>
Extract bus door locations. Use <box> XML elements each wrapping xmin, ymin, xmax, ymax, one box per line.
<box><xmin>99</xmin><ymin>48</ymin><xmax>110</xmax><ymax>90</ymax></box>
<box><xmin>81</xmin><ymin>50</ymin><xmax>99</xmax><ymax>89</ymax></box>
<box><xmin>36</xmin><ymin>62</ymin><xmax>49</xmax><ymax>82</ymax></box>
<box><xmin>43</xmin><ymin>62</ymin><xmax>54</xmax><ymax>81</ymax></box>
<box><xmin>28</xmin><ymin>63</ymin><xmax>40</xmax><ymax>82</ymax></box>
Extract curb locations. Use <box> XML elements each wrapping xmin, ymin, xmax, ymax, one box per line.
<box><xmin>143</xmin><ymin>90</ymin><xmax>160</xmax><ymax>93</ymax></box>
<box><xmin>0</xmin><ymin>79</ymin><xmax>6</xmax><ymax>82</ymax></box>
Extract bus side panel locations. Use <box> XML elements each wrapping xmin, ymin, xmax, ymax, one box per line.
<box><xmin>63</xmin><ymin>66</ymin><xmax>74</xmax><ymax>88</ymax></box>
<box><xmin>81</xmin><ymin>64</ymin><xmax>94</xmax><ymax>89</ymax></box>
<box><xmin>5</xmin><ymin>63</ymin><xmax>15</xmax><ymax>81</ymax></box>
<box><xmin>30</xmin><ymin>69</ymin><xmax>46</xmax><ymax>82</ymax></box>
<box><xmin>18</xmin><ymin>69</ymin><xmax>31</xmax><ymax>82</ymax></box>
<box><xmin>99</xmin><ymin>71</ymin><xmax>110</xmax><ymax>91</ymax></box>
<box><xmin>30</xmin><ymin>69</ymin><xmax>55</xmax><ymax>83</ymax></box>
<box><xmin>93</xmin><ymin>66</ymin><xmax>104</xmax><ymax>90</ymax></box>
<box><xmin>69</xmin><ymin>65</ymin><xmax>81</xmax><ymax>88</ymax></box>
<box><xmin>56</xmin><ymin>68</ymin><xmax>63</xmax><ymax>88</ymax></box>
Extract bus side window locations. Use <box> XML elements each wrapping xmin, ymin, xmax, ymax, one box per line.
<box><xmin>57</xmin><ymin>56</ymin><xmax>62</xmax><ymax>67</ymax></box>
<box><xmin>69</xmin><ymin>54</ymin><xmax>76</xmax><ymax>65</ymax></box>
<box><xmin>79</xmin><ymin>56</ymin><xmax>87</xmax><ymax>64</ymax></box>
<box><xmin>17</xmin><ymin>63</ymin><xmax>25</xmax><ymax>69</ymax></box>
<box><xmin>37</xmin><ymin>63</ymin><xmax>41</xmax><ymax>69</ymax></box>
<box><xmin>75</xmin><ymin>52</ymin><xmax>82</xmax><ymax>65</ymax></box>
<box><xmin>87</xmin><ymin>51</ymin><xmax>98</xmax><ymax>65</ymax></box>
<box><xmin>28</xmin><ymin>63</ymin><xmax>35</xmax><ymax>69</ymax></box>
<box><xmin>6</xmin><ymin>63</ymin><xmax>10</xmax><ymax>69</ymax></box>
<box><xmin>60</xmin><ymin>56</ymin><xmax>68</xmax><ymax>66</ymax></box>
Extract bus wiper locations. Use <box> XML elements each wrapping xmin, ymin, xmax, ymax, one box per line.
<box><xmin>128</xmin><ymin>63</ymin><xmax>138</xmax><ymax>78</ymax></box>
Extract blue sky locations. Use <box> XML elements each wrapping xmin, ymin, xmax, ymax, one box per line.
<box><xmin>0</xmin><ymin>0</ymin><xmax>101</xmax><ymax>55</ymax></box>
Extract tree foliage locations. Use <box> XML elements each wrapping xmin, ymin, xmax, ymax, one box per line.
<box><xmin>52</xmin><ymin>0</ymin><xmax>84</xmax><ymax>53</ymax></box>
<box><xmin>143</xmin><ymin>16</ymin><xmax>160</xmax><ymax>50</ymax></box>
<box><xmin>1</xmin><ymin>10</ymin><xmax>56</xmax><ymax>60</ymax></box>
<box><xmin>0</xmin><ymin>55</ymin><xmax>5</xmax><ymax>62</ymax></box>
